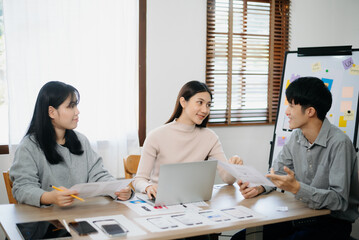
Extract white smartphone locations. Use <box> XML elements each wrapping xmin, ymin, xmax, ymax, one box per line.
<box><xmin>93</xmin><ymin>219</ymin><xmax>128</xmax><ymax>237</ymax></box>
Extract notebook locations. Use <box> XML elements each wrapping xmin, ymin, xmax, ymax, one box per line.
<box><xmin>142</xmin><ymin>160</ymin><xmax>218</xmax><ymax>206</ymax></box>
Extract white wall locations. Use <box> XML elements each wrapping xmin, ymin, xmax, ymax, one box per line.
<box><xmin>290</xmin><ymin>0</ymin><xmax>359</xmax><ymax>49</ymax></box>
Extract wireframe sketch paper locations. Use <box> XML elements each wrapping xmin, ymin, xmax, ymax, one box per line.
<box><xmin>218</xmin><ymin>161</ymin><xmax>275</xmax><ymax>187</ymax></box>
<box><xmin>70</xmin><ymin>179</ymin><xmax>132</xmax><ymax>198</ymax></box>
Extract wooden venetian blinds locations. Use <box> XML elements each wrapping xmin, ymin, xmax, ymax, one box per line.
<box><xmin>206</xmin><ymin>0</ymin><xmax>290</xmax><ymax>125</ymax></box>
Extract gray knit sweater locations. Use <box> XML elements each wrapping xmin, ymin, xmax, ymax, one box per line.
<box><xmin>10</xmin><ymin>131</ymin><xmax>115</xmax><ymax>207</ymax></box>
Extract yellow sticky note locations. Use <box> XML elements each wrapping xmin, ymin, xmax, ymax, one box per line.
<box><xmin>339</xmin><ymin>116</ymin><xmax>347</xmax><ymax>127</ymax></box>
<box><xmin>344</xmin><ymin>110</ymin><xmax>355</xmax><ymax>121</ymax></box>
<box><xmin>285</xmin><ymin>79</ymin><xmax>290</xmax><ymax>89</ymax></box>
<box><xmin>350</xmin><ymin>65</ymin><xmax>359</xmax><ymax>75</ymax></box>
<box><xmin>340</xmin><ymin>101</ymin><xmax>352</xmax><ymax>113</ymax></box>
<box><xmin>342</xmin><ymin>87</ymin><xmax>354</xmax><ymax>98</ymax></box>
<box><xmin>312</xmin><ymin>62</ymin><xmax>321</xmax><ymax>72</ymax></box>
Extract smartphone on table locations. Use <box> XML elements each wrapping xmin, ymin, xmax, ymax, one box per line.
<box><xmin>93</xmin><ymin>219</ymin><xmax>128</xmax><ymax>237</ymax></box>
<box><xmin>68</xmin><ymin>221</ymin><xmax>98</xmax><ymax>236</ymax></box>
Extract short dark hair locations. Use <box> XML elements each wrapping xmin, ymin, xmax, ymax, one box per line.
<box><xmin>285</xmin><ymin>77</ymin><xmax>332</xmax><ymax>121</ymax></box>
<box><xmin>27</xmin><ymin>81</ymin><xmax>83</xmax><ymax>164</ymax></box>
<box><xmin>166</xmin><ymin>80</ymin><xmax>212</xmax><ymax>127</ymax></box>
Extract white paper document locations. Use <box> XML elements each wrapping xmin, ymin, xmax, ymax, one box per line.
<box><xmin>135</xmin><ymin>212</ymin><xmax>211</xmax><ymax>232</ymax></box>
<box><xmin>220</xmin><ymin>205</ymin><xmax>264</xmax><ymax>220</ymax></box>
<box><xmin>118</xmin><ymin>194</ymin><xmax>201</xmax><ymax>216</ymax></box>
<box><xmin>218</xmin><ymin>161</ymin><xmax>275</xmax><ymax>187</ymax></box>
<box><xmin>135</xmin><ymin>206</ymin><xmax>264</xmax><ymax>232</ymax></box>
<box><xmin>70</xmin><ymin>179</ymin><xmax>133</xmax><ymax>198</ymax></box>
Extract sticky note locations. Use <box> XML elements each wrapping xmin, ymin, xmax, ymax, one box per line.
<box><xmin>290</xmin><ymin>74</ymin><xmax>300</xmax><ymax>82</ymax></box>
<box><xmin>321</xmin><ymin>78</ymin><xmax>333</xmax><ymax>91</ymax></box>
<box><xmin>285</xmin><ymin>79</ymin><xmax>290</xmax><ymax>89</ymax></box>
<box><xmin>342</xmin><ymin>57</ymin><xmax>354</xmax><ymax>70</ymax></box>
<box><xmin>277</xmin><ymin>136</ymin><xmax>286</xmax><ymax>146</ymax></box>
<box><xmin>350</xmin><ymin>65</ymin><xmax>359</xmax><ymax>75</ymax></box>
<box><xmin>312</xmin><ymin>62</ymin><xmax>321</xmax><ymax>72</ymax></box>
<box><xmin>340</xmin><ymin>101</ymin><xmax>352</xmax><ymax>113</ymax></box>
<box><xmin>339</xmin><ymin>116</ymin><xmax>347</xmax><ymax>127</ymax></box>
<box><xmin>342</xmin><ymin>87</ymin><xmax>354</xmax><ymax>98</ymax></box>
<box><xmin>344</xmin><ymin>110</ymin><xmax>355</xmax><ymax>121</ymax></box>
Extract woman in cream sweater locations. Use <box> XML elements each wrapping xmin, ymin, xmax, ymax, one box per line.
<box><xmin>133</xmin><ymin>80</ymin><xmax>242</xmax><ymax>198</ymax></box>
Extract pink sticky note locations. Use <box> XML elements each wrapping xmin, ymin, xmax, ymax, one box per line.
<box><xmin>342</xmin><ymin>87</ymin><xmax>354</xmax><ymax>98</ymax></box>
<box><xmin>277</xmin><ymin>136</ymin><xmax>286</xmax><ymax>146</ymax></box>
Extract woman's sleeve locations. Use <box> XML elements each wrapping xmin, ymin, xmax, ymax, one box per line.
<box><xmin>207</xmin><ymin>132</ymin><xmax>236</xmax><ymax>185</ymax></box>
<box><xmin>132</xmin><ymin>133</ymin><xmax>158</xmax><ymax>193</ymax></box>
<box><xmin>10</xmin><ymin>144</ymin><xmax>46</xmax><ymax>207</ymax></box>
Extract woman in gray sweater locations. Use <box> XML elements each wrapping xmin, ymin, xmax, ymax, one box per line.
<box><xmin>10</xmin><ymin>81</ymin><xmax>132</xmax><ymax>207</ymax></box>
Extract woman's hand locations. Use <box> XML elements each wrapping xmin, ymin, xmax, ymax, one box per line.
<box><xmin>145</xmin><ymin>184</ymin><xmax>158</xmax><ymax>199</ymax></box>
<box><xmin>228</xmin><ymin>155</ymin><xmax>243</xmax><ymax>165</ymax></box>
<box><xmin>115</xmin><ymin>187</ymin><xmax>132</xmax><ymax>200</ymax></box>
<box><xmin>40</xmin><ymin>186</ymin><xmax>78</xmax><ymax>207</ymax></box>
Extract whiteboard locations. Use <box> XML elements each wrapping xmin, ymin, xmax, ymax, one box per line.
<box><xmin>269</xmin><ymin>47</ymin><xmax>359</xmax><ymax>167</ymax></box>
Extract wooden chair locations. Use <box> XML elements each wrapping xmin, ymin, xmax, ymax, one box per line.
<box><xmin>2</xmin><ymin>170</ymin><xmax>17</xmax><ymax>204</ymax></box>
<box><xmin>123</xmin><ymin>155</ymin><xmax>141</xmax><ymax>190</ymax></box>
<box><xmin>123</xmin><ymin>155</ymin><xmax>141</xmax><ymax>179</ymax></box>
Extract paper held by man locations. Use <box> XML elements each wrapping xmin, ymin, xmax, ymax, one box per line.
<box><xmin>217</xmin><ymin>161</ymin><xmax>275</xmax><ymax>187</ymax></box>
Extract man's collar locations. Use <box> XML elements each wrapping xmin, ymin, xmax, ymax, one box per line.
<box><xmin>298</xmin><ymin>118</ymin><xmax>330</xmax><ymax>148</ymax></box>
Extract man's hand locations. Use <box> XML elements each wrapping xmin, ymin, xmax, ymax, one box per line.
<box><xmin>237</xmin><ymin>180</ymin><xmax>264</xmax><ymax>199</ymax></box>
<box><xmin>266</xmin><ymin>166</ymin><xmax>300</xmax><ymax>194</ymax></box>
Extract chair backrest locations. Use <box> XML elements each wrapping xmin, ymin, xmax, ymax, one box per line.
<box><xmin>123</xmin><ymin>155</ymin><xmax>141</xmax><ymax>179</ymax></box>
<box><xmin>2</xmin><ymin>170</ymin><xmax>17</xmax><ymax>204</ymax></box>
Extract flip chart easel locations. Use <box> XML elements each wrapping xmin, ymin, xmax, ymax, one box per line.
<box><xmin>269</xmin><ymin>46</ymin><xmax>359</xmax><ymax>168</ymax></box>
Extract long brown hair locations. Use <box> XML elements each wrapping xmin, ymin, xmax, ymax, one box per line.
<box><xmin>166</xmin><ymin>81</ymin><xmax>212</xmax><ymax>128</ymax></box>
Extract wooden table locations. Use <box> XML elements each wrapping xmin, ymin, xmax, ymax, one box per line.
<box><xmin>0</xmin><ymin>184</ymin><xmax>330</xmax><ymax>239</ymax></box>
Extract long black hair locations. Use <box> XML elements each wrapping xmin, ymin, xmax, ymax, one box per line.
<box><xmin>166</xmin><ymin>80</ymin><xmax>212</xmax><ymax>128</ymax></box>
<box><xmin>26</xmin><ymin>81</ymin><xmax>84</xmax><ymax>164</ymax></box>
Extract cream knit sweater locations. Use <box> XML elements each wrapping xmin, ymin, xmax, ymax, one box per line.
<box><xmin>133</xmin><ymin>120</ymin><xmax>236</xmax><ymax>193</ymax></box>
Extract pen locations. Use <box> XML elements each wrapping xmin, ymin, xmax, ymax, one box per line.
<box><xmin>141</xmin><ymin>206</ymin><xmax>151</xmax><ymax>212</ymax></box>
<box><xmin>50</xmin><ymin>185</ymin><xmax>85</xmax><ymax>202</ymax></box>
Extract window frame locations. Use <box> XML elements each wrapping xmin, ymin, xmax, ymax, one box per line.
<box><xmin>206</xmin><ymin>0</ymin><xmax>290</xmax><ymax>127</ymax></box>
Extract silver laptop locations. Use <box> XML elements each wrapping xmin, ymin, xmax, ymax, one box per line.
<box><xmin>142</xmin><ymin>160</ymin><xmax>218</xmax><ymax>206</ymax></box>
